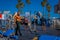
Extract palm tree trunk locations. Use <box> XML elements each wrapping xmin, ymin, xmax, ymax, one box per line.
<box><xmin>18</xmin><ymin>8</ymin><xmax>22</xmax><ymax>14</ymax></box>
<box><xmin>48</xmin><ymin>12</ymin><xmax>50</xmax><ymax>19</ymax></box>
<box><xmin>29</xmin><ymin>8</ymin><xmax>31</xmax><ymax>20</ymax></box>
<box><xmin>18</xmin><ymin>8</ymin><xmax>20</xmax><ymax>12</ymax></box>
<box><xmin>43</xmin><ymin>7</ymin><xmax>44</xmax><ymax>17</ymax></box>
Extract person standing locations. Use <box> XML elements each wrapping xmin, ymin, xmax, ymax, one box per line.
<box><xmin>40</xmin><ymin>16</ymin><xmax>46</xmax><ymax>31</ymax></box>
<box><xmin>14</xmin><ymin>12</ymin><xmax>22</xmax><ymax>36</ymax></box>
<box><xmin>31</xmin><ymin>15</ymin><xmax>37</xmax><ymax>32</ymax></box>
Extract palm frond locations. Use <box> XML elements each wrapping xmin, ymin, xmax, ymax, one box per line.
<box><xmin>26</xmin><ymin>0</ymin><xmax>31</xmax><ymax>4</ymax></box>
<box><xmin>41</xmin><ymin>1</ymin><xmax>46</xmax><ymax>7</ymax></box>
<box><xmin>46</xmin><ymin>3</ymin><xmax>51</xmax><ymax>12</ymax></box>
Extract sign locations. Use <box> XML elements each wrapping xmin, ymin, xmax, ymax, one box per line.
<box><xmin>0</xmin><ymin>14</ymin><xmax>5</xmax><ymax>20</ymax></box>
<box><xmin>0</xmin><ymin>14</ymin><xmax>2</xmax><ymax>19</ymax></box>
<box><xmin>25</xmin><ymin>12</ymin><xmax>30</xmax><ymax>17</ymax></box>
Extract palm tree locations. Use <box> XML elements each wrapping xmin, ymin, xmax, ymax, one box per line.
<box><xmin>46</xmin><ymin>3</ymin><xmax>51</xmax><ymax>19</ymax></box>
<box><xmin>16</xmin><ymin>0</ymin><xmax>24</xmax><ymax>12</ymax></box>
<box><xmin>41</xmin><ymin>0</ymin><xmax>47</xmax><ymax>32</ymax></box>
<box><xmin>26</xmin><ymin>0</ymin><xmax>31</xmax><ymax>12</ymax></box>
<box><xmin>41</xmin><ymin>0</ymin><xmax>47</xmax><ymax>17</ymax></box>
<box><xmin>26</xmin><ymin>0</ymin><xmax>31</xmax><ymax>19</ymax></box>
<box><xmin>26</xmin><ymin>0</ymin><xmax>33</xmax><ymax>31</ymax></box>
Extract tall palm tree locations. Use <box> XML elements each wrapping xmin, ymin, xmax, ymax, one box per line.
<box><xmin>26</xmin><ymin>0</ymin><xmax>31</xmax><ymax>14</ymax></box>
<box><xmin>26</xmin><ymin>0</ymin><xmax>31</xmax><ymax>19</ymax></box>
<box><xmin>41</xmin><ymin>0</ymin><xmax>47</xmax><ymax>17</ymax></box>
<box><xmin>26</xmin><ymin>0</ymin><xmax>33</xmax><ymax>31</ymax></box>
<box><xmin>41</xmin><ymin>0</ymin><xmax>47</xmax><ymax>32</ymax></box>
<box><xmin>26</xmin><ymin>0</ymin><xmax>31</xmax><ymax>12</ymax></box>
<box><xmin>46</xmin><ymin>3</ymin><xmax>51</xmax><ymax>19</ymax></box>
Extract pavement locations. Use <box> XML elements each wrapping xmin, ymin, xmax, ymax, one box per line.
<box><xmin>0</xmin><ymin>25</ymin><xmax>60</xmax><ymax>40</ymax></box>
<box><xmin>19</xmin><ymin>25</ymin><xmax>60</xmax><ymax>40</ymax></box>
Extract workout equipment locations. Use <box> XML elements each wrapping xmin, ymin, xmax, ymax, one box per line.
<box><xmin>0</xmin><ymin>29</ymin><xmax>18</xmax><ymax>40</ymax></box>
<box><xmin>38</xmin><ymin>35</ymin><xmax>60</xmax><ymax>40</ymax></box>
<box><xmin>3</xmin><ymin>29</ymin><xmax>15</xmax><ymax>37</ymax></box>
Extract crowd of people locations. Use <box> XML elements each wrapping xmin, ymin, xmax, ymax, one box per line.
<box><xmin>12</xmin><ymin>11</ymin><xmax>53</xmax><ymax>36</ymax></box>
<box><xmin>0</xmin><ymin>11</ymin><xmax>55</xmax><ymax>37</ymax></box>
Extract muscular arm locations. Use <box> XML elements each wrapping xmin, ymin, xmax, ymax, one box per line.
<box><xmin>13</xmin><ymin>15</ymin><xmax>17</xmax><ymax>23</ymax></box>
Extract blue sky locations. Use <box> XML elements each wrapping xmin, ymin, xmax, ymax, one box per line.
<box><xmin>0</xmin><ymin>0</ymin><xmax>60</xmax><ymax>18</ymax></box>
